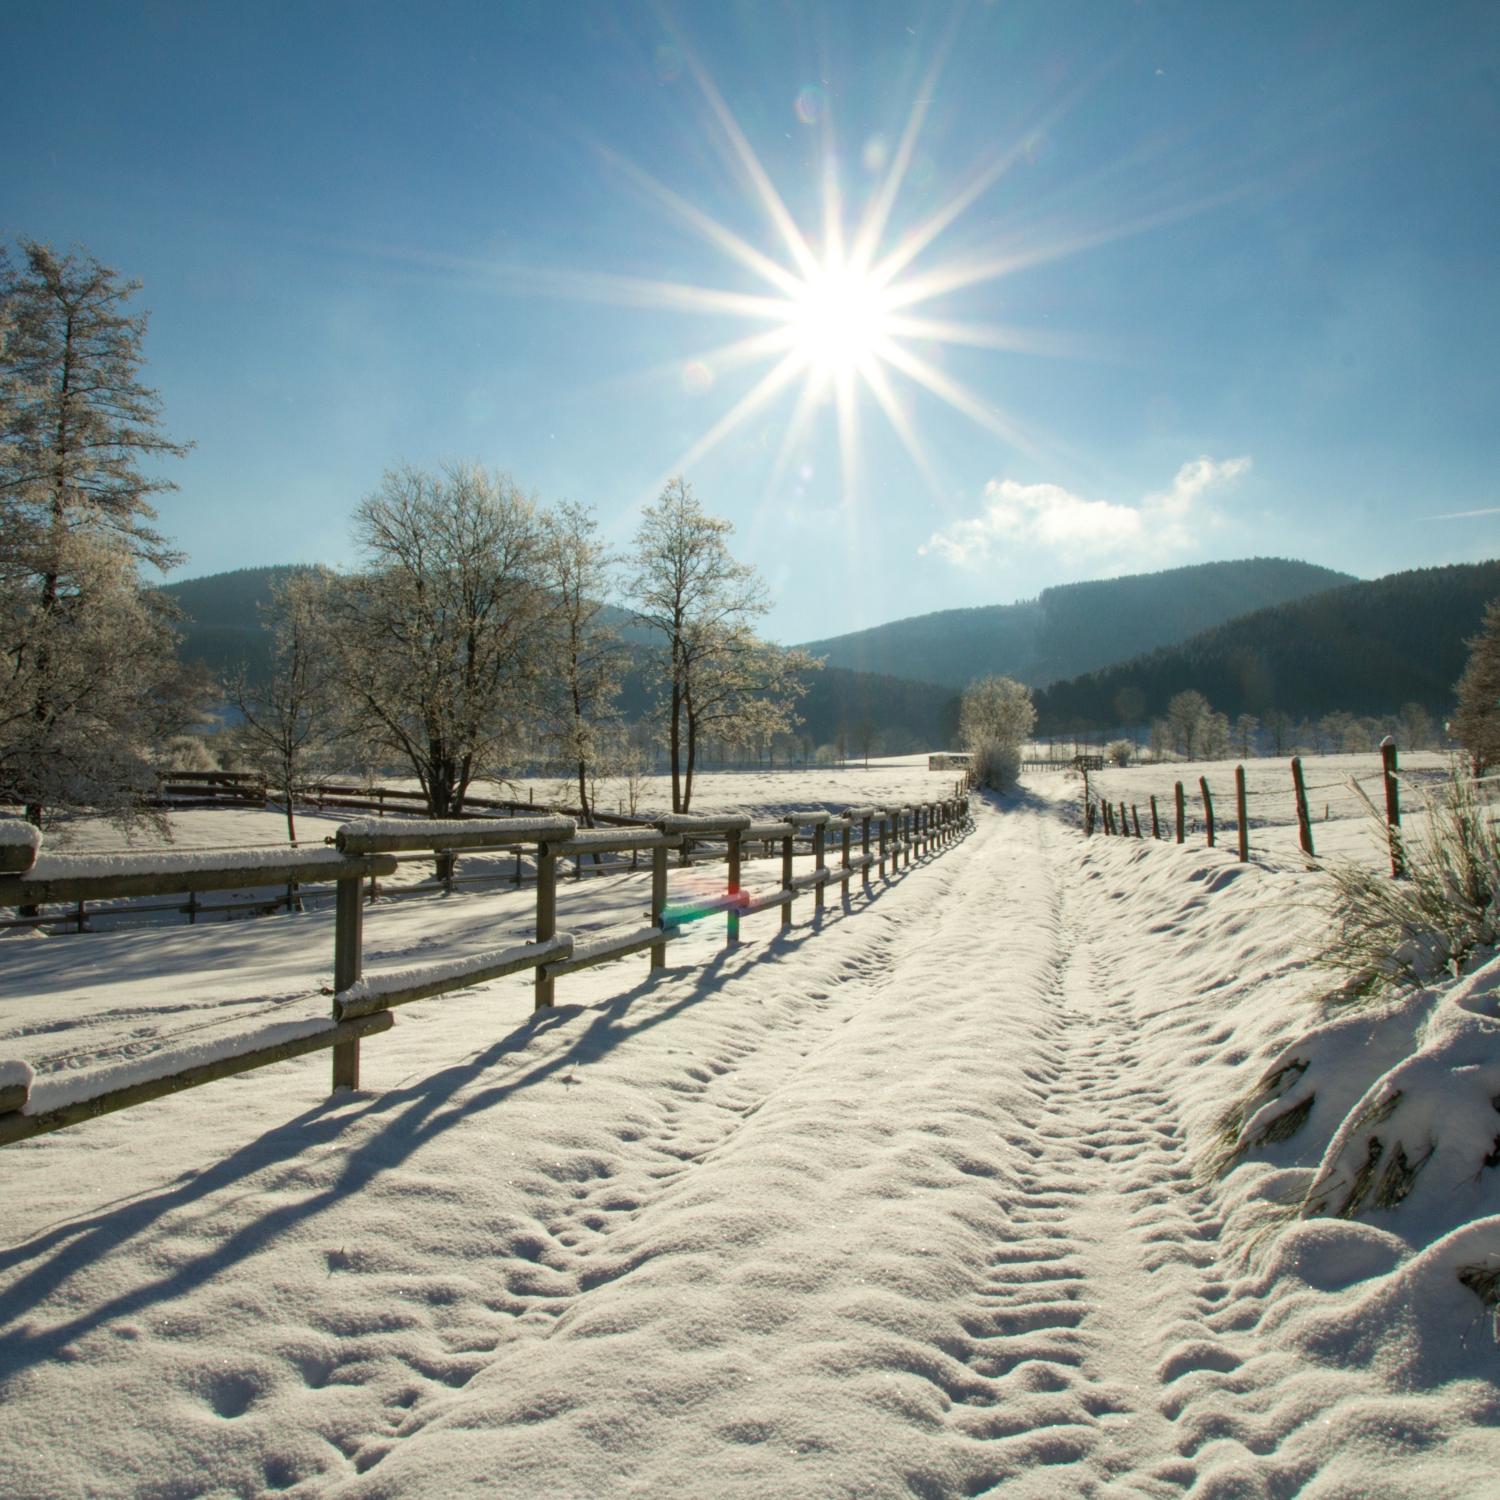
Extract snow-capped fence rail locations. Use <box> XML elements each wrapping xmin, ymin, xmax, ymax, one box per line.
<box><xmin>0</xmin><ymin>795</ymin><xmax>971</xmax><ymax>1145</ymax></box>
<box><xmin>1083</xmin><ymin>744</ymin><xmax>1409</xmax><ymax>872</ymax></box>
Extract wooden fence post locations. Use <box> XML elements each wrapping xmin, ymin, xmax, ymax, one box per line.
<box><xmin>878</xmin><ymin>812</ymin><xmax>889</xmax><ymax>878</ymax></box>
<box><xmin>650</xmin><ymin>843</ymin><xmax>669</xmax><ymax>966</ymax></box>
<box><xmin>813</xmin><ymin>821</ymin><xmax>827</xmax><ymax>914</ymax></box>
<box><xmin>1291</xmin><ymin>756</ymin><xmax>1315</xmax><ymax>857</ymax></box>
<box><xmin>727</xmin><ymin>828</ymin><xmax>742</xmax><ymax>944</ymax></box>
<box><xmin>1131</xmin><ymin>805</ymin><xmax>1142</xmax><ymax>838</ymax></box>
<box><xmin>1119</xmin><ymin>800</ymin><xmax>1128</xmax><ymax>837</ymax></box>
<box><xmin>781</xmin><ymin>828</ymin><xmax>794</xmax><ymax>929</ymax></box>
<box><xmin>1175</xmin><ymin>781</ymin><xmax>1186</xmax><ymax>844</ymax></box>
<box><xmin>861</xmin><ymin>814</ymin><xmax>872</xmax><ymax>889</ymax></box>
<box><xmin>840</xmin><ymin>820</ymin><xmax>852</xmax><ymax>900</ymax></box>
<box><xmin>1084</xmin><ymin>800</ymin><xmax>1096</xmax><ymax>836</ymax></box>
<box><xmin>332</xmin><ymin>875</ymin><xmax>364</xmax><ymax>1091</ymax></box>
<box><xmin>1382</xmin><ymin>738</ymin><xmax>1404</xmax><ymax>878</ymax></box>
<box><xmin>1200</xmin><ymin>777</ymin><xmax>1216</xmax><ymax>848</ymax></box>
<box><xmin>534</xmin><ymin>842</ymin><xmax>557</xmax><ymax>1009</ymax></box>
<box><xmin>1150</xmin><ymin>794</ymin><xmax>1160</xmax><ymax>840</ymax></box>
<box><xmin>1235</xmin><ymin>765</ymin><xmax>1249</xmax><ymax>862</ymax></box>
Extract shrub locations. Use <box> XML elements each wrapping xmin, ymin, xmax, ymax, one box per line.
<box><xmin>1320</xmin><ymin>768</ymin><xmax>1500</xmax><ymax>1007</ymax></box>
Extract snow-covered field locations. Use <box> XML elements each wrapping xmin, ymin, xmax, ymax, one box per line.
<box><xmin>3</xmin><ymin>759</ymin><xmax>1499</xmax><ymax>1497</ymax></box>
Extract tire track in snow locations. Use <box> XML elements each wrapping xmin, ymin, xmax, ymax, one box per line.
<box><xmin>355</xmin><ymin>825</ymin><xmax>988</xmax><ymax>1469</ymax></box>
<box><xmin>946</xmin><ymin>805</ymin><xmax>1244</xmax><ymax>1498</ymax></box>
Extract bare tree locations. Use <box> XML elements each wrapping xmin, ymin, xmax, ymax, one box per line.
<box><xmin>325</xmin><ymin>463</ymin><xmax>548</xmax><ymax>833</ymax></box>
<box><xmin>539</xmin><ymin>501</ymin><xmax>623</xmax><ymax>828</ymax></box>
<box><xmin>228</xmin><ymin>569</ymin><xmax>337</xmax><ymax>846</ymax></box>
<box><xmin>629</xmin><ymin>477</ymin><xmax>770</xmax><ymax>813</ymax></box>
<box><xmin>1164</xmin><ymin>690</ymin><xmax>1212</xmax><ymax>759</ymax></box>
<box><xmin>0</xmin><ymin>239</ymin><xmax>193</xmax><ymax>825</ymax></box>
<box><xmin>1396</xmin><ymin>701</ymin><xmax>1435</xmax><ymax>752</ymax></box>
<box><xmin>680</xmin><ymin>622</ymin><xmax>817</xmax><ymax>785</ymax></box>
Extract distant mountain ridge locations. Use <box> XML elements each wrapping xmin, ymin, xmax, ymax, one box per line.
<box><xmin>1033</xmin><ymin>560</ymin><xmax>1500</xmax><ymax>732</ymax></box>
<box><xmin>798</xmin><ymin>558</ymin><xmax>1355</xmax><ymax>690</ymax></box>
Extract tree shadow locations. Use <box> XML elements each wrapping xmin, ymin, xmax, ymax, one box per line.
<box><xmin>0</xmin><ymin>820</ymin><xmax>969</xmax><ymax>1379</ymax></box>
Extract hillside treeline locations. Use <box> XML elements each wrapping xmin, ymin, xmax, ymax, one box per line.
<box><xmin>1035</xmin><ymin>562</ymin><xmax>1500</xmax><ymax>736</ymax></box>
<box><xmin>800</xmin><ymin>557</ymin><xmax>1352</xmax><ymax>689</ymax></box>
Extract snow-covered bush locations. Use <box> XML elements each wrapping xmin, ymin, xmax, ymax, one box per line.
<box><xmin>959</xmin><ymin>676</ymin><xmax>1034</xmax><ymax>791</ymax></box>
<box><xmin>1320</xmin><ymin>770</ymin><xmax>1500</xmax><ymax>1008</ymax></box>
<box><xmin>155</xmin><ymin>734</ymin><xmax>220</xmax><ymax>773</ymax></box>
<box><xmin>1106</xmin><ymin>738</ymin><xmax>1133</xmax><ymax>767</ymax></box>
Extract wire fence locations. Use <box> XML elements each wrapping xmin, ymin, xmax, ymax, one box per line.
<box><xmin>1074</xmin><ymin>747</ymin><xmax>1466</xmax><ymax>875</ymax></box>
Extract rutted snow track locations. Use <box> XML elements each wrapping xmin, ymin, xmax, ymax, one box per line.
<box><xmin>3</xmin><ymin>791</ymin><xmax>1498</xmax><ymax>1497</ymax></box>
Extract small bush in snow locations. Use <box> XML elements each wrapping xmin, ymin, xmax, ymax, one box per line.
<box><xmin>1320</xmin><ymin>769</ymin><xmax>1500</xmax><ymax>1007</ymax></box>
<box><xmin>1106</xmin><ymin>739</ymin><xmax>1133</xmax><ymax>767</ymax></box>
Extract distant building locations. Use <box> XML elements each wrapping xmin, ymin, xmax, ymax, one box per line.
<box><xmin>929</xmin><ymin>752</ymin><xmax>972</xmax><ymax>771</ymax></box>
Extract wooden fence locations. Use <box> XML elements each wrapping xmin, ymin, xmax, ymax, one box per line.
<box><xmin>1081</xmin><ymin>743</ymin><xmax>1408</xmax><ymax>875</ymax></box>
<box><xmin>0</xmin><ymin>794</ymin><xmax>972</xmax><ymax>1148</ymax></box>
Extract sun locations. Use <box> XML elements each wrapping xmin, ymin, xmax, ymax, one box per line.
<box><xmin>786</xmin><ymin>258</ymin><xmax>894</xmax><ymax>381</ymax></box>
<box><xmin>528</xmin><ymin>41</ymin><xmax>1118</xmax><ymax>505</ymax></box>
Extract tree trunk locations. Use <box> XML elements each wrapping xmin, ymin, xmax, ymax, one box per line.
<box><xmin>669</xmin><ymin>678</ymin><xmax>683</xmax><ymax>814</ymax></box>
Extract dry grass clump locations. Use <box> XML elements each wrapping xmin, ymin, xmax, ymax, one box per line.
<box><xmin>1320</xmin><ymin>771</ymin><xmax>1500</xmax><ymax>1007</ymax></box>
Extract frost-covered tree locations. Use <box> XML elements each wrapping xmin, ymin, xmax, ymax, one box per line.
<box><xmin>959</xmin><ymin>675</ymin><xmax>1036</xmax><ymax>789</ymax></box>
<box><xmin>1395</xmin><ymin>701</ymin><xmax>1434</xmax><ymax>752</ymax></box>
<box><xmin>679</xmin><ymin>622</ymin><xmax>817</xmax><ymax>799</ymax></box>
<box><xmin>538</xmin><ymin>502</ymin><xmax>624</xmax><ymax>828</ymax></box>
<box><xmin>0</xmin><ymin>239</ymin><xmax>193</xmax><ymax>825</ymax></box>
<box><xmin>1233</xmin><ymin>713</ymin><xmax>1259</xmax><ymax>758</ymax></box>
<box><xmin>324</xmin><ymin>463</ymin><xmax>549</xmax><ymax>825</ymax></box>
<box><xmin>630</xmin><ymin>477</ymin><xmax>775</xmax><ymax>813</ymax></box>
<box><xmin>1453</xmin><ymin>599</ymin><xmax>1500</xmax><ymax>775</ymax></box>
<box><xmin>1</xmin><ymin>532</ymin><xmax>193</xmax><ymax>824</ymax></box>
<box><xmin>1164</xmin><ymin>690</ymin><xmax>1212</xmax><ymax>759</ymax></box>
<box><xmin>228</xmin><ymin>569</ymin><xmax>338</xmax><ymax>846</ymax></box>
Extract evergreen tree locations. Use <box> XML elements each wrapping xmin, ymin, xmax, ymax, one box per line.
<box><xmin>1453</xmin><ymin>599</ymin><xmax>1500</xmax><ymax>775</ymax></box>
<box><xmin>0</xmin><ymin>239</ymin><xmax>193</xmax><ymax>825</ymax></box>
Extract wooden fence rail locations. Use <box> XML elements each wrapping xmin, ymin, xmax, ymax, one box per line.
<box><xmin>0</xmin><ymin>794</ymin><xmax>973</xmax><ymax>1148</ymax></box>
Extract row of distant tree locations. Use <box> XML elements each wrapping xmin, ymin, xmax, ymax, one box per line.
<box><xmin>1123</xmin><ymin>691</ymin><xmax>1442</xmax><ymax>763</ymax></box>
<box><xmin>0</xmin><ymin>237</ymin><xmax>821</xmax><ymax>831</ymax></box>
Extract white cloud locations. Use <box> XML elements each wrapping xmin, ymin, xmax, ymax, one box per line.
<box><xmin>919</xmin><ymin>455</ymin><xmax>1252</xmax><ymax>570</ymax></box>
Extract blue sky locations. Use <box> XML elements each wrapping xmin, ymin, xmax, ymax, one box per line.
<box><xmin>4</xmin><ymin>1</ymin><xmax>1497</xmax><ymax>642</ymax></box>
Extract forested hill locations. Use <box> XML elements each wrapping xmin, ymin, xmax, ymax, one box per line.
<box><xmin>1034</xmin><ymin>560</ymin><xmax>1500</xmax><ymax>733</ymax></box>
<box><xmin>798</xmin><ymin>557</ymin><xmax>1353</xmax><ymax>690</ymax></box>
<box><xmin>161</xmin><ymin>565</ymin><xmax>305</xmax><ymax>685</ymax></box>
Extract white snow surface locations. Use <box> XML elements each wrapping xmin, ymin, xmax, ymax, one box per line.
<box><xmin>2</xmin><ymin>762</ymin><xmax>1499</xmax><ymax>1496</ymax></box>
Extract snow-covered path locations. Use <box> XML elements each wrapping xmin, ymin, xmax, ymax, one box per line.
<box><xmin>3</xmin><ymin>790</ymin><xmax>1498</xmax><ymax>1497</ymax></box>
